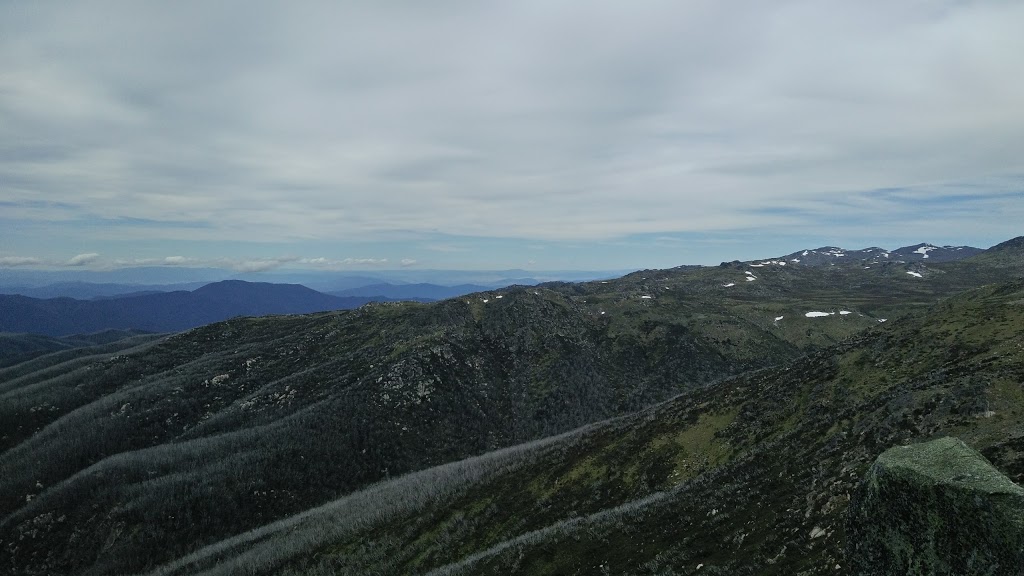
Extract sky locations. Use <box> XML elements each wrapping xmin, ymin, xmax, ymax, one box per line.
<box><xmin>2</xmin><ymin>0</ymin><xmax>1023</xmax><ymax>273</ymax></box>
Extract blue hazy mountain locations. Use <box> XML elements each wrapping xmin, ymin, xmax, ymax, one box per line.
<box><xmin>0</xmin><ymin>281</ymin><xmax>211</xmax><ymax>300</ymax></box>
<box><xmin>0</xmin><ymin>280</ymin><xmax>393</xmax><ymax>336</ymax></box>
<box><xmin>329</xmin><ymin>282</ymin><xmax>494</xmax><ymax>301</ymax></box>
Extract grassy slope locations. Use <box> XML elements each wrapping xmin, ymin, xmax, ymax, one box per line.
<box><xmin>0</xmin><ymin>330</ymin><xmax>157</xmax><ymax>368</ymax></box>
<box><xmin>0</xmin><ymin>245</ymin><xmax>1021</xmax><ymax>575</ymax></box>
<box><xmin>153</xmin><ymin>280</ymin><xmax>1024</xmax><ymax>576</ymax></box>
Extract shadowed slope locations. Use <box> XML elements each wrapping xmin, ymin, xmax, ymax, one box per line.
<box><xmin>143</xmin><ymin>281</ymin><xmax>1024</xmax><ymax>576</ymax></box>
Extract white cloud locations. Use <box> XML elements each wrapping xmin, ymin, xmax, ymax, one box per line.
<box><xmin>1</xmin><ymin>1</ymin><xmax>1022</xmax><ymax>254</ymax></box>
<box><xmin>295</xmin><ymin>257</ymin><xmax>390</xmax><ymax>269</ymax></box>
<box><xmin>163</xmin><ymin>256</ymin><xmax>192</xmax><ymax>265</ymax></box>
<box><xmin>0</xmin><ymin>256</ymin><xmax>42</xmax><ymax>267</ymax></box>
<box><xmin>66</xmin><ymin>252</ymin><xmax>100</xmax><ymax>266</ymax></box>
<box><xmin>400</xmin><ymin>258</ymin><xmax>417</xmax><ymax>267</ymax></box>
<box><xmin>230</xmin><ymin>256</ymin><xmax>301</xmax><ymax>273</ymax></box>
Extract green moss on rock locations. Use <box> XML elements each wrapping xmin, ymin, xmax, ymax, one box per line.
<box><xmin>847</xmin><ymin>437</ymin><xmax>1024</xmax><ymax>575</ymax></box>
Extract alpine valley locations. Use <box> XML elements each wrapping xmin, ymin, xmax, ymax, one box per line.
<box><xmin>2</xmin><ymin>238</ymin><xmax>1023</xmax><ymax>575</ymax></box>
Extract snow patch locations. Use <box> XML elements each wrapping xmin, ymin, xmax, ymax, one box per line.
<box><xmin>878</xmin><ymin>318</ymin><xmax>887</xmax><ymax>323</ymax></box>
<box><xmin>791</xmin><ymin>258</ymin><xmax>801</xmax><ymax>263</ymax></box>
<box><xmin>774</xmin><ymin>316</ymin><xmax>784</xmax><ymax>322</ymax></box>
<box><xmin>914</xmin><ymin>245</ymin><xmax>936</xmax><ymax>258</ymax></box>
<box><xmin>745</xmin><ymin>276</ymin><xmax>756</xmax><ymax>282</ymax></box>
<box><xmin>641</xmin><ymin>295</ymin><xmax>653</xmax><ymax>299</ymax></box>
<box><xmin>495</xmin><ymin>295</ymin><xmax>503</xmax><ymax>299</ymax></box>
<box><xmin>722</xmin><ymin>283</ymin><xmax>735</xmax><ymax>287</ymax></box>
<box><xmin>805</xmin><ymin>311</ymin><xmax>833</xmax><ymax>318</ymax></box>
<box><xmin>906</xmin><ymin>271</ymin><xmax>923</xmax><ymax>278</ymax></box>
<box><xmin>839</xmin><ymin>310</ymin><xmax>851</xmax><ymax>315</ymax></box>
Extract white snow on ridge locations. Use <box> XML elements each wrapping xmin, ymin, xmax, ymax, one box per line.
<box><xmin>791</xmin><ymin>258</ymin><xmax>800</xmax><ymax>263</ymax></box>
<box><xmin>839</xmin><ymin>310</ymin><xmax>851</xmax><ymax>315</ymax></box>
<box><xmin>914</xmin><ymin>246</ymin><xmax>937</xmax><ymax>258</ymax></box>
<box><xmin>878</xmin><ymin>318</ymin><xmax>887</xmax><ymax>323</ymax></box>
<box><xmin>745</xmin><ymin>270</ymin><xmax>754</xmax><ymax>275</ymax></box>
<box><xmin>805</xmin><ymin>311</ymin><xmax>832</xmax><ymax>317</ymax></box>
<box><xmin>906</xmin><ymin>271</ymin><xmax>923</xmax><ymax>278</ymax></box>
<box><xmin>722</xmin><ymin>283</ymin><xmax>736</xmax><ymax>287</ymax></box>
<box><xmin>774</xmin><ymin>316</ymin><xmax>784</xmax><ymax>322</ymax></box>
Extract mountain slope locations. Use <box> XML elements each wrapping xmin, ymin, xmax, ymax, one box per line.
<box><xmin>0</xmin><ymin>329</ymin><xmax>153</xmax><ymax>367</ymax></box>
<box><xmin>150</xmin><ymin>280</ymin><xmax>1024</xmax><ymax>576</ymax></box>
<box><xmin>1</xmin><ymin>237</ymin><xmax>1022</xmax><ymax>575</ymax></box>
<box><xmin>0</xmin><ymin>280</ymin><xmax>387</xmax><ymax>336</ymax></box>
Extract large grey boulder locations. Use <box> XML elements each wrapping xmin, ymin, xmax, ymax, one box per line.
<box><xmin>847</xmin><ymin>436</ymin><xmax>1024</xmax><ymax>575</ymax></box>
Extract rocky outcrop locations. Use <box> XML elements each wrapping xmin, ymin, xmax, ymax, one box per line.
<box><xmin>847</xmin><ymin>437</ymin><xmax>1024</xmax><ymax>575</ymax></box>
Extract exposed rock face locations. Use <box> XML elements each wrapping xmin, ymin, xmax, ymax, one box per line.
<box><xmin>847</xmin><ymin>437</ymin><xmax>1024</xmax><ymax>575</ymax></box>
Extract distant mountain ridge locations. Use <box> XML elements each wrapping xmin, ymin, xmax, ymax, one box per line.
<box><xmin>329</xmin><ymin>282</ymin><xmax>493</xmax><ymax>301</ymax></box>
<box><xmin>771</xmin><ymin>242</ymin><xmax>982</xmax><ymax>266</ymax></box>
<box><xmin>0</xmin><ymin>281</ymin><xmax>212</xmax><ymax>300</ymax></box>
<box><xmin>0</xmin><ymin>280</ymin><xmax>392</xmax><ymax>337</ymax></box>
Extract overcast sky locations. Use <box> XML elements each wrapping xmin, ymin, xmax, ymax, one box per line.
<box><xmin>2</xmin><ymin>0</ymin><xmax>1023</xmax><ymax>272</ymax></box>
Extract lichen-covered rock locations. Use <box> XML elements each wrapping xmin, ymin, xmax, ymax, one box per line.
<box><xmin>847</xmin><ymin>437</ymin><xmax>1024</xmax><ymax>575</ymax></box>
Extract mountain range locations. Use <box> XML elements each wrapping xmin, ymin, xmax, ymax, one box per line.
<box><xmin>0</xmin><ymin>237</ymin><xmax>1022</xmax><ymax>575</ymax></box>
<box><xmin>0</xmin><ymin>280</ymin><xmax>397</xmax><ymax>337</ymax></box>
<box><xmin>328</xmin><ymin>282</ymin><xmax>494</xmax><ymax>301</ymax></box>
<box><xmin>775</xmin><ymin>243</ymin><xmax>983</xmax><ymax>266</ymax></box>
<box><xmin>0</xmin><ymin>267</ymin><xmax>622</xmax><ymax>298</ymax></box>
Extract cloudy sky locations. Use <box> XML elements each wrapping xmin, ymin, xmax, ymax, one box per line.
<box><xmin>2</xmin><ymin>0</ymin><xmax>1023</xmax><ymax>272</ymax></box>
